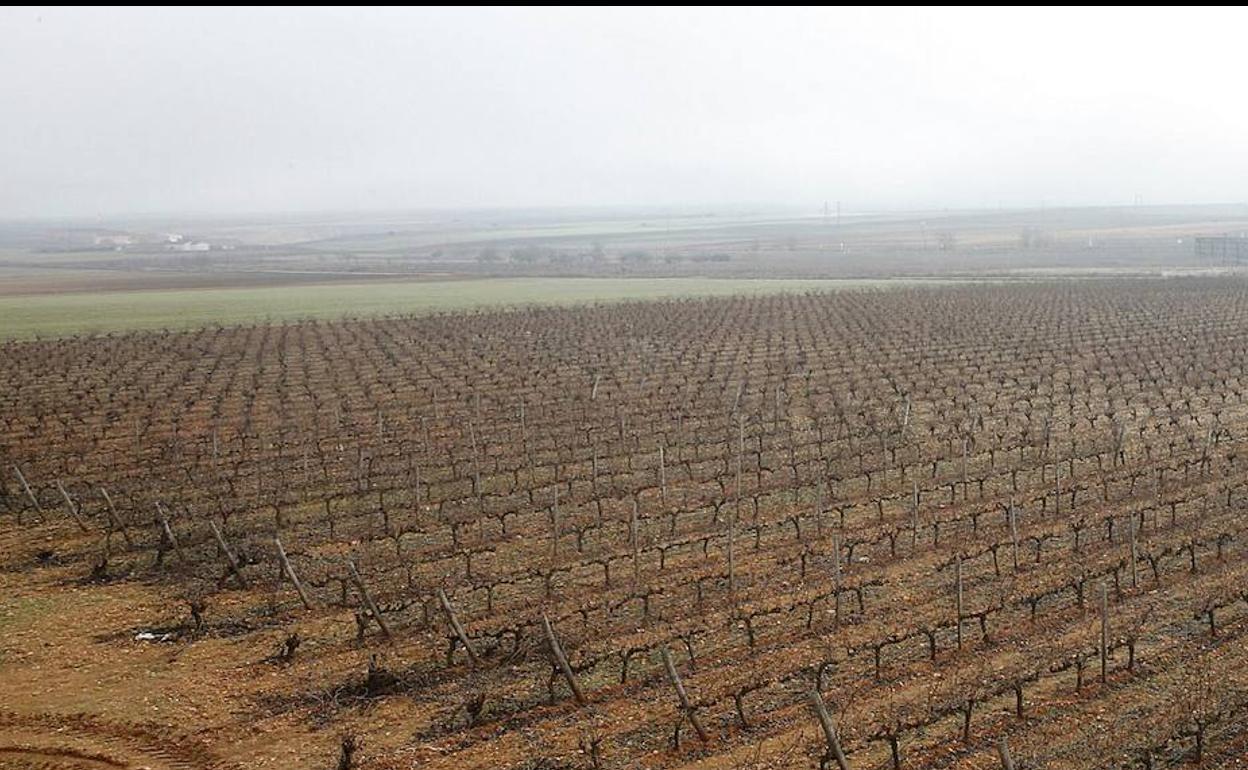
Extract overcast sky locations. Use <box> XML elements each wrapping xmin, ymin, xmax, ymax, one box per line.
<box><xmin>3</xmin><ymin>7</ymin><xmax>1247</xmax><ymax>219</ymax></box>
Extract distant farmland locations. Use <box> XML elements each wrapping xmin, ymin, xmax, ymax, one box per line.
<box><xmin>0</xmin><ymin>276</ymin><xmax>965</xmax><ymax>339</ymax></box>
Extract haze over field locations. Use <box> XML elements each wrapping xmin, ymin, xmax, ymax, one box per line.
<box><xmin>3</xmin><ymin>7</ymin><xmax>1248</xmax><ymax>219</ymax></box>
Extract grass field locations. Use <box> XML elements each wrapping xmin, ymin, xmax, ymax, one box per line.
<box><xmin>0</xmin><ymin>276</ymin><xmax>961</xmax><ymax>340</ymax></box>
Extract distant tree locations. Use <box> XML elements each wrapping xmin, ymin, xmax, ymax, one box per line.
<box><xmin>621</xmin><ymin>250</ymin><xmax>653</xmax><ymax>265</ymax></box>
<box><xmin>510</xmin><ymin>246</ymin><xmax>548</xmax><ymax>264</ymax></box>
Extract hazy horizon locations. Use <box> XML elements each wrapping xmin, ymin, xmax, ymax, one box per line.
<box><xmin>4</xmin><ymin>7</ymin><xmax>1248</xmax><ymax>219</ymax></box>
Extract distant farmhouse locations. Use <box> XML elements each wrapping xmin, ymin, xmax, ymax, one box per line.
<box><xmin>170</xmin><ymin>241</ymin><xmax>211</xmax><ymax>252</ymax></box>
<box><xmin>92</xmin><ymin>234</ymin><xmax>134</xmax><ymax>248</ymax></box>
<box><xmin>82</xmin><ymin>230</ymin><xmax>232</xmax><ymax>254</ymax></box>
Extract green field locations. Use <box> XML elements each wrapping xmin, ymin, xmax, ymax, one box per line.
<box><xmin>0</xmin><ymin>277</ymin><xmax>963</xmax><ymax>340</ymax></box>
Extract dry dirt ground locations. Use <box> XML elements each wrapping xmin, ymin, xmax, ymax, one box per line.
<box><xmin>0</xmin><ymin>526</ymin><xmax>368</xmax><ymax>770</ymax></box>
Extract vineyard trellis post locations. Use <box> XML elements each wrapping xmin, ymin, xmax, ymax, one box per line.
<box><xmin>809</xmin><ymin>689</ymin><xmax>850</xmax><ymax>770</ymax></box>
<box><xmin>659</xmin><ymin>443</ymin><xmax>666</xmax><ymax>505</ymax></box>
<box><xmin>99</xmin><ymin>487</ymin><xmax>133</xmax><ymax>547</ymax></box>
<box><xmin>1129</xmin><ymin>512</ymin><xmax>1139</xmax><ymax>588</ymax></box>
<box><xmin>274</xmin><ymin>537</ymin><xmax>313</xmax><ymax>609</ymax></box>
<box><xmin>13</xmin><ymin>464</ymin><xmax>44</xmax><ymax>524</ymax></box>
<box><xmin>911</xmin><ymin>480</ymin><xmax>920</xmax><ymax>548</ymax></box>
<box><xmin>55</xmin><ymin>480</ymin><xmax>89</xmax><ymax>532</ymax></box>
<box><xmin>661</xmin><ymin>647</ymin><xmax>709</xmax><ymax>743</ymax></box>
<box><xmin>1008</xmin><ymin>499</ymin><xmax>1019</xmax><ymax>571</ymax></box>
<box><xmin>998</xmin><ymin>735</ymin><xmax>1015</xmax><ymax>770</ymax></box>
<box><xmin>833</xmin><ymin>531</ymin><xmax>843</xmax><ymax>624</ymax></box>
<box><xmin>155</xmin><ymin>502</ymin><xmax>186</xmax><ymax>565</ymax></box>
<box><xmin>955</xmin><ymin>555</ymin><xmax>964</xmax><ymax>650</ymax></box>
<box><xmin>630</xmin><ymin>498</ymin><xmax>641</xmax><ymax>587</ymax></box>
<box><xmin>438</xmin><ymin>587</ymin><xmax>478</xmax><ymax>667</ymax></box>
<box><xmin>542</xmin><ymin>612</ymin><xmax>585</xmax><ymax>705</ymax></box>
<box><xmin>208</xmin><ymin>519</ymin><xmax>248</xmax><ymax>588</ymax></box>
<box><xmin>550</xmin><ymin>488</ymin><xmax>560</xmax><ymax>560</ymax></box>
<box><xmin>347</xmin><ymin>559</ymin><xmax>392</xmax><ymax>639</ymax></box>
<box><xmin>1099</xmin><ymin>580</ymin><xmax>1108</xmax><ymax>683</ymax></box>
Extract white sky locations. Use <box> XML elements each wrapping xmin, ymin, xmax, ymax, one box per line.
<box><xmin>2</xmin><ymin>6</ymin><xmax>1246</xmax><ymax>218</ymax></box>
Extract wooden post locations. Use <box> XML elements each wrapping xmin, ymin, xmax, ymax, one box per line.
<box><xmin>728</xmin><ymin>418</ymin><xmax>741</xmax><ymax>605</ymax></box>
<box><xmin>99</xmin><ymin>488</ymin><xmax>133</xmax><ymax>547</ymax></box>
<box><xmin>630</xmin><ymin>498</ymin><xmax>641</xmax><ymax>586</ymax></box>
<box><xmin>998</xmin><ymin>736</ymin><xmax>1015</xmax><ymax>770</ymax></box>
<box><xmin>832</xmin><ymin>531</ymin><xmax>843</xmax><ymax>624</ymax></box>
<box><xmin>347</xmin><ymin>559</ymin><xmax>392</xmax><ymax>639</ymax></box>
<box><xmin>156</xmin><ymin>502</ymin><xmax>186</xmax><ymax>565</ymax></box>
<box><xmin>735</xmin><ymin>416</ymin><xmax>744</xmax><ymax>524</ymax></box>
<box><xmin>13</xmin><ymin>465</ymin><xmax>44</xmax><ymax>524</ymax></box>
<box><xmin>274</xmin><ymin>537</ymin><xmax>313</xmax><ymax>609</ymax></box>
<box><xmin>661</xmin><ymin>647</ymin><xmax>709</xmax><ymax>742</ymax></box>
<box><xmin>961</xmin><ymin>438</ymin><xmax>968</xmax><ymax>499</ymax></box>
<box><xmin>911</xmin><ymin>480</ymin><xmax>920</xmax><ymax>548</ymax></box>
<box><xmin>550</xmin><ymin>489</ymin><xmax>560</xmax><ymax>560</ymax></box>
<box><xmin>955</xmin><ymin>555</ymin><xmax>964</xmax><ymax>650</ymax></box>
<box><xmin>413</xmin><ymin>463</ymin><xmax>422</xmax><ymax>510</ymax></box>
<box><xmin>1128</xmin><ymin>513</ymin><xmax>1139</xmax><ymax>588</ymax></box>
<box><xmin>658</xmin><ymin>444</ymin><xmax>667</xmax><ymax>505</ymax></box>
<box><xmin>1008</xmin><ymin>501</ymin><xmax>1019</xmax><ymax>571</ymax></box>
<box><xmin>542</xmin><ymin>613</ymin><xmax>585</xmax><ymax>704</ymax></box>
<box><xmin>1099</xmin><ymin>580</ymin><xmax>1109</xmax><ymax>683</ymax></box>
<box><xmin>468</xmin><ymin>422</ymin><xmax>481</xmax><ymax>497</ymax></box>
<box><xmin>1054</xmin><ymin>464</ymin><xmax>1061</xmax><ymax>518</ymax></box>
<box><xmin>809</xmin><ymin>689</ymin><xmax>850</xmax><ymax>770</ymax></box>
<box><xmin>209</xmin><ymin>520</ymin><xmax>248</xmax><ymax>588</ymax></box>
<box><xmin>437</xmin><ymin>588</ymin><xmax>478</xmax><ymax>667</ymax></box>
<box><xmin>727</xmin><ymin>503</ymin><xmax>737</xmax><ymax>603</ymax></box>
<box><xmin>816</xmin><ymin>483</ymin><xmax>825</xmax><ymax>537</ymax></box>
<box><xmin>56</xmin><ymin>480</ymin><xmax>89</xmax><ymax>532</ymax></box>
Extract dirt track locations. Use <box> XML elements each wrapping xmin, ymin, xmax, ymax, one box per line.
<box><xmin>0</xmin><ymin>712</ymin><xmax>236</xmax><ymax>770</ymax></box>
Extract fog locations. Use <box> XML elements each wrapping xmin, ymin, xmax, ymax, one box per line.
<box><xmin>3</xmin><ymin>7</ymin><xmax>1247</xmax><ymax>219</ymax></box>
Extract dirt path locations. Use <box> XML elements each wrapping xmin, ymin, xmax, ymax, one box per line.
<box><xmin>0</xmin><ymin>712</ymin><xmax>232</xmax><ymax>770</ymax></box>
<box><xmin>0</xmin><ymin>538</ymin><xmax>337</xmax><ymax>770</ymax></box>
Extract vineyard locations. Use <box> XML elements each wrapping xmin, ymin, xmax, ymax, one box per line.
<box><xmin>3</xmin><ymin>279</ymin><xmax>1248</xmax><ymax>769</ymax></box>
